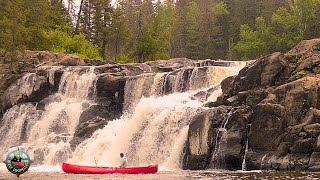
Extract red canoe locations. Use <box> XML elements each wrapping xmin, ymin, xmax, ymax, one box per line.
<box><xmin>62</xmin><ymin>163</ymin><xmax>158</xmax><ymax>174</ymax></box>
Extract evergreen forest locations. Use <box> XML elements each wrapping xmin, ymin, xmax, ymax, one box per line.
<box><xmin>1</xmin><ymin>0</ymin><xmax>320</xmax><ymax>62</ymax></box>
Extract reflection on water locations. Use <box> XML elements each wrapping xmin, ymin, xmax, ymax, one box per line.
<box><xmin>0</xmin><ymin>169</ymin><xmax>319</xmax><ymax>180</ymax></box>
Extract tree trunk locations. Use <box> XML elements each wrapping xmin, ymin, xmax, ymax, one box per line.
<box><xmin>75</xmin><ymin>0</ymin><xmax>85</xmax><ymax>34</ymax></box>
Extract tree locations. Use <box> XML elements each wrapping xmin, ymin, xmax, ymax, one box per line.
<box><xmin>171</xmin><ymin>1</ymin><xmax>201</xmax><ymax>59</ymax></box>
<box><xmin>109</xmin><ymin>1</ymin><xmax>131</xmax><ymax>61</ymax></box>
<box><xmin>271</xmin><ymin>0</ymin><xmax>320</xmax><ymax>52</ymax></box>
<box><xmin>0</xmin><ymin>0</ymin><xmax>26</xmax><ymax>68</ymax></box>
<box><xmin>233</xmin><ymin>17</ymin><xmax>275</xmax><ymax>60</ymax></box>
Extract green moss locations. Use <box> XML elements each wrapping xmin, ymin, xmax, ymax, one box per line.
<box><xmin>284</xmin><ymin>52</ymin><xmax>302</xmax><ymax>63</ymax></box>
<box><xmin>293</xmin><ymin>71</ymin><xmax>307</xmax><ymax>79</ymax></box>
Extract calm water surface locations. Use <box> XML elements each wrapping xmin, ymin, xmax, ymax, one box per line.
<box><xmin>0</xmin><ymin>169</ymin><xmax>320</xmax><ymax>180</ymax></box>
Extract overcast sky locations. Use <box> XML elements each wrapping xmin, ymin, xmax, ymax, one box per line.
<box><xmin>63</xmin><ymin>0</ymin><xmax>117</xmax><ymax>12</ymax></box>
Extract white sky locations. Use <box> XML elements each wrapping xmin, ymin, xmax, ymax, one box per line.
<box><xmin>63</xmin><ymin>0</ymin><xmax>117</xmax><ymax>12</ymax></box>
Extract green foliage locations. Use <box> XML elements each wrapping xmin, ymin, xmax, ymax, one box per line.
<box><xmin>271</xmin><ymin>7</ymin><xmax>303</xmax><ymax>52</ymax></box>
<box><xmin>116</xmin><ymin>54</ymin><xmax>136</xmax><ymax>64</ymax></box>
<box><xmin>212</xmin><ymin>2</ymin><xmax>229</xmax><ymax>15</ymax></box>
<box><xmin>132</xmin><ymin>1</ymin><xmax>175</xmax><ymax>62</ymax></box>
<box><xmin>134</xmin><ymin>29</ymin><xmax>159</xmax><ymax>62</ymax></box>
<box><xmin>0</xmin><ymin>0</ymin><xmax>72</xmax><ymax>63</ymax></box>
<box><xmin>271</xmin><ymin>0</ymin><xmax>320</xmax><ymax>52</ymax></box>
<box><xmin>185</xmin><ymin>1</ymin><xmax>201</xmax><ymax>59</ymax></box>
<box><xmin>2</xmin><ymin>0</ymin><xmax>320</xmax><ymax>62</ymax></box>
<box><xmin>46</xmin><ymin>29</ymin><xmax>101</xmax><ymax>60</ymax></box>
<box><xmin>232</xmin><ymin>17</ymin><xmax>275</xmax><ymax>60</ymax></box>
<box><xmin>284</xmin><ymin>52</ymin><xmax>303</xmax><ymax>63</ymax></box>
<box><xmin>293</xmin><ymin>71</ymin><xmax>307</xmax><ymax>79</ymax></box>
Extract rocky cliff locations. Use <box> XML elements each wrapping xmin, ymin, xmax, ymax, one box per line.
<box><xmin>0</xmin><ymin>50</ymin><xmax>237</xmax><ymax>163</ymax></box>
<box><xmin>2</xmin><ymin>39</ymin><xmax>320</xmax><ymax>171</ymax></box>
<box><xmin>183</xmin><ymin>39</ymin><xmax>320</xmax><ymax>171</ymax></box>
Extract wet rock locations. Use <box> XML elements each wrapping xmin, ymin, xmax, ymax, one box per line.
<box><xmin>183</xmin><ymin>106</ymin><xmax>252</xmax><ymax>170</ymax></box>
<box><xmin>221</xmin><ymin>76</ymin><xmax>235</xmax><ymax>95</ymax></box>
<box><xmin>249</xmin><ymin>103</ymin><xmax>285</xmax><ymax>151</ymax></box>
<box><xmin>183</xmin><ymin>39</ymin><xmax>320</xmax><ymax>171</ymax></box>
<box><xmin>1</xmin><ymin>73</ymin><xmax>50</xmax><ymax>118</ymax></box>
<box><xmin>304</xmin><ymin>123</ymin><xmax>320</xmax><ymax>138</ymax></box>
<box><xmin>191</xmin><ymin>91</ymin><xmax>208</xmax><ymax>102</ymax></box>
<box><xmin>296</xmin><ymin>54</ymin><xmax>320</xmax><ymax>72</ymax></box>
<box><xmin>225</xmin><ymin>95</ymin><xmax>239</xmax><ymax>106</ymax></box>
<box><xmin>309</xmin><ymin>152</ymin><xmax>320</xmax><ymax>171</ymax></box>
<box><xmin>290</xmin><ymin>138</ymin><xmax>315</xmax><ymax>154</ymax></box>
<box><xmin>203</xmin><ymin>101</ymin><xmax>219</xmax><ymax>108</ymax></box>
<box><xmin>313</xmin><ymin>135</ymin><xmax>320</xmax><ymax>152</ymax></box>
<box><xmin>36</xmin><ymin>95</ymin><xmax>62</xmax><ymax>111</ymax></box>
<box><xmin>183</xmin><ymin>108</ymin><xmax>229</xmax><ymax>170</ymax></box>
<box><xmin>231</xmin><ymin>53</ymin><xmax>289</xmax><ymax>95</ymax></box>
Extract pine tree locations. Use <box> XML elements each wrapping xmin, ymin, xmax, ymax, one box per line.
<box><xmin>109</xmin><ymin>1</ymin><xmax>131</xmax><ymax>62</ymax></box>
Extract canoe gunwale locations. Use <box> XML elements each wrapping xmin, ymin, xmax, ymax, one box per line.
<box><xmin>62</xmin><ymin>163</ymin><xmax>158</xmax><ymax>174</ymax></box>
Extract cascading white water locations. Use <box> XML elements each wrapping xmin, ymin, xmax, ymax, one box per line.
<box><xmin>242</xmin><ymin>138</ymin><xmax>249</xmax><ymax>171</ymax></box>
<box><xmin>0</xmin><ymin>60</ymin><xmax>246</xmax><ymax>169</ymax></box>
<box><xmin>68</xmin><ymin>93</ymin><xmax>203</xmax><ymax>169</ymax></box>
<box><xmin>5</xmin><ymin>73</ymin><xmax>45</xmax><ymax>105</ymax></box>
<box><xmin>68</xmin><ymin>62</ymin><xmax>246</xmax><ymax>169</ymax></box>
<box><xmin>0</xmin><ymin>67</ymin><xmax>97</xmax><ymax>165</ymax></box>
<box><xmin>123</xmin><ymin>65</ymin><xmax>244</xmax><ymax>112</ymax></box>
<box><xmin>242</xmin><ymin>123</ymin><xmax>251</xmax><ymax>171</ymax></box>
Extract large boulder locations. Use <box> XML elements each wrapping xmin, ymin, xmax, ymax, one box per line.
<box><xmin>230</xmin><ymin>52</ymin><xmax>290</xmax><ymax>96</ymax></box>
<box><xmin>0</xmin><ymin>73</ymin><xmax>50</xmax><ymax>118</ymax></box>
<box><xmin>183</xmin><ymin>106</ymin><xmax>252</xmax><ymax>170</ymax></box>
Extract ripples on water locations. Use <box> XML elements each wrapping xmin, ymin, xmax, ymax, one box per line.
<box><xmin>0</xmin><ymin>168</ymin><xmax>320</xmax><ymax>180</ymax></box>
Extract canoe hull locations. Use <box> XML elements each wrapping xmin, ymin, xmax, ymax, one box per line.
<box><xmin>62</xmin><ymin>163</ymin><xmax>158</xmax><ymax>174</ymax></box>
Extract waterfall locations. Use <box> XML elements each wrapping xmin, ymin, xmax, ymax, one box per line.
<box><xmin>242</xmin><ymin>123</ymin><xmax>251</xmax><ymax>171</ymax></box>
<box><xmin>0</xmin><ymin>60</ymin><xmax>246</xmax><ymax>168</ymax></box>
<box><xmin>68</xmin><ymin>93</ymin><xmax>204</xmax><ymax>168</ymax></box>
<box><xmin>68</xmin><ymin>63</ymin><xmax>245</xmax><ymax>169</ymax></box>
<box><xmin>0</xmin><ymin>67</ymin><xmax>97</xmax><ymax>165</ymax></box>
<box><xmin>242</xmin><ymin>138</ymin><xmax>249</xmax><ymax>171</ymax></box>
<box><xmin>5</xmin><ymin>73</ymin><xmax>46</xmax><ymax>105</ymax></box>
<box><xmin>123</xmin><ymin>65</ymin><xmax>243</xmax><ymax>111</ymax></box>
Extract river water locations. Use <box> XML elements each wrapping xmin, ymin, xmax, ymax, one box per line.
<box><xmin>0</xmin><ymin>168</ymin><xmax>319</xmax><ymax>180</ymax></box>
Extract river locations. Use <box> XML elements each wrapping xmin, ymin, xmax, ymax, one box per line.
<box><xmin>0</xmin><ymin>168</ymin><xmax>319</xmax><ymax>180</ymax></box>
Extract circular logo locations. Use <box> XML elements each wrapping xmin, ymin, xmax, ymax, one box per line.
<box><xmin>5</xmin><ymin>149</ymin><xmax>31</xmax><ymax>176</ymax></box>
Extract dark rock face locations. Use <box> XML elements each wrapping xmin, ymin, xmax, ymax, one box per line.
<box><xmin>183</xmin><ymin>106</ymin><xmax>252</xmax><ymax>170</ymax></box>
<box><xmin>0</xmin><ymin>73</ymin><xmax>50</xmax><ymax>119</ymax></box>
<box><xmin>70</xmin><ymin>75</ymin><xmax>125</xmax><ymax>149</ymax></box>
<box><xmin>183</xmin><ymin>39</ymin><xmax>320</xmax><ymax>171</ymax></box>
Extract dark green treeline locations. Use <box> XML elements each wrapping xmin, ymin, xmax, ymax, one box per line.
<box><xmin>1</xmin><ymin>0</ymin><xmax>320</xmax><ymax>62</ymax></box>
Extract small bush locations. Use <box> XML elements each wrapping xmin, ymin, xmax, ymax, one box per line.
<box><xmin>45</xmin><ymin>29</ymin><xmax>101</xmax><ymax>60</ymax></box>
